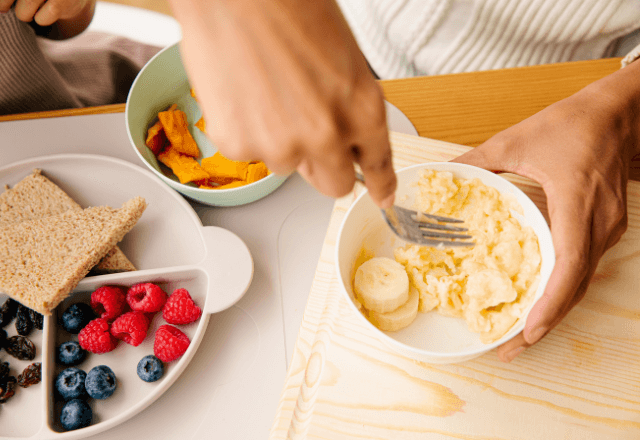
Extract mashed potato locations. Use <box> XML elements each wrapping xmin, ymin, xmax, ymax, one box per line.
<box><xmin>393</xmin><ymin>169</ymin><xmax>541</xmax><ymax>343</ymax></box>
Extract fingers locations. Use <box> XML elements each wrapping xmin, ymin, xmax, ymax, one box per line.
<box><xmin>8</xmin><ymin>0</ymin><xmax>90</xmax><ymax>26</ymax></box>
<box><xmin>523</xmin><ymin>188</ymin><xmax>591</xmax><ymax>345</ymax></box>
<box><xmin>499</xmin><ymin>274</ymin><xmax>592</xmax><ymax>363</ymax></box>
<box><xmin>0</xmin><ymin>0</ymin><xmax>15</xmax><ymax>13</ymax></box>
<box><xmin>296</xmin><ymin>148</ymin><xmax>358</xmax><ymax>199</ymax></box>
<box><xmin>33</xmin><ymin>0</ymin><xmax>67</xmax><ymax>25</ymax></box>
<box><xmin>497</xmin><ymin>187</ymin><xmax>592</xmax><ymax>362</ymax></box>
<box><xmin>13</xmin><ymin>0</ymin><xmax>44</xmax><ymax>22</ymax></box>
<box><xmin>349</xmin><ymin>83</ymin><xmax>396</xmax><ymax>208</ymax></box>
<box><xmin>496</xmin><ymin>332</ymin><xmax>530</xmax><ymax>362</ymax></box>
<box><xmin>356</xmin><ymin>138</ymin><xmax>397</xmax><ymax>209</ymax></box>
<box><xmin>450</xmin><ymin>138</ymin><xmax>510</xmax><ymax>174</ymax></box>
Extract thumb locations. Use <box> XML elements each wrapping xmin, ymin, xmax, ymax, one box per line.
<box><xmin>450</xmin><ymin>143</ymin><xmax>509</xmax><ymax>174</ymax></box>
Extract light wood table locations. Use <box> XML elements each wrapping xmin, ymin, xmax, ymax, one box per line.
<box><xmin>380</xmin><ymin>57</ymin><xmax>621</xmax><ymax>146</ymax></box>
<box><xmin>270</xmin><ymin>59</ymin><xmax>640</xmax><ymax>440</ymax></box>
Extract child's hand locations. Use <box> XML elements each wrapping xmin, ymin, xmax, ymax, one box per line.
<box><xmin>2</xmin><ymin>0</ymin><xmax>95</xmax><ymax>39</ymax></box>
<box><xmin>2</xmin><ymin>0</ymin><xmax>89</xmax><ymax>25</ymax></box>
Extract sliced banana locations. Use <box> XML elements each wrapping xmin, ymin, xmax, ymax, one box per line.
<box><xmin>354</xmin><ymin>257</ymin><xmax>409</xmax><ymax>313</ymax></box>
<box><xmin>366</xmin><ymin>286</ymin><xmax>419</xmax><ymax>332</ymax></box>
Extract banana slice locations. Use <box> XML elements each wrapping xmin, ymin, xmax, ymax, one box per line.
<box><xmin>354</xmin><ymin>257</ymin><xmax>409</xmax><ymax>313</ymax></box>
<box><xmin>366</xmin><ymin>286</ymin><xmax>419</xmax><ymax>332</ymax></box>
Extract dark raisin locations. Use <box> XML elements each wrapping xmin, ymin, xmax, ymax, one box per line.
<box><xmin>0</xmin><ymin>328</ymin><xmax>6</xmax><ymax>350</ymax></box>
<box><xmin>0</xmin><ymin>299</ymin><xmax>18</xmax><ymax>328</ymax></box>
<box><xmin>28</xmin><ymin>309</ymin><xmax>43</xmax><ymax>330</ymax></box>
<box><xmin>0</xmin><ymin>362</ymin><xmax>9</xmax><ymax>379</ymax></box>
<box><xmin>0</xmin><ymin>375</ymin><xmax>16</xmax><ymax>403</ymax></box>
<box><xmin>5</xmin><ymin>336</ymin><xmax>36</xmax><ymax>361</ymax></box>
<box><xmin>17</xmin><ymin>362</ymin><xmax>41</xmax><ymax>388</ymax></box>
<box><xmin>15</xmin><ymin>305</ymin><xmax>33</xmax><ymax>336</ymax></box>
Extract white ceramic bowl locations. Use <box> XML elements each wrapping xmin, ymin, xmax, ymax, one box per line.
<box><xmin>125</xmin><ymin>43</ymin><xmax>288</xmax><ymax>207</ymax></box>
<box><xmin>335</xmin><ymin>162</ymin><xmax>555</xmax><ymax>364</ymax></box>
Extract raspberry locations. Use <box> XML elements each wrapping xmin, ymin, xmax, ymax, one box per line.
<box><xmin>78</xmin><ymin>318</ymin><xmax>117</xmax><ymax>354</ymax></box>
<box><xmin>90</xmin><ymin>286</ymin><xmax>127</xmax><ymax>321</ymax></box>
<box><xmin>162</xmin><ymin>288</ymin><xmax>202</xmax><ymax>325</ymax></box>
<box><xmin>126</xmin><ymin>283</ymin><xmax>167</xmax><ymax>313</ymax></box>
<box><xmin>153</xmin><ymin>325</ymin><xmax>190</xmax><ymax>362</ymax></box>
<box><xmin>110</xmin><ymin>311</ymin><xmax>149</xmax><ymax>347</ymax></box>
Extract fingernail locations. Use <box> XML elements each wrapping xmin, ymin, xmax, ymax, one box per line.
<box><xmin>504</xmin><ymin>346</ymin><xmax>524</xmax><ymax>362</ymax></box>
<box><xmin>528</xmin><ymin>327</ymin><xmax>547</xmax><ymax>344</ymax></box>
<box><xmin>379</xmin><ymin>193</ymin><xmax>395</xmax><ymax>209</ymax></box>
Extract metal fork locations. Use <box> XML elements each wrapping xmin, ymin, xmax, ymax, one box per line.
<box><xmin>355</xmin><ymin>172</ymin><xmax>474</xmax><ymax>248</ymax></box>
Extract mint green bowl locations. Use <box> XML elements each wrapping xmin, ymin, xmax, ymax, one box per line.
<box><xmin>125</xmin><ymin>43</ymin><xmax>288</xmax><ymax>206</ymax></box>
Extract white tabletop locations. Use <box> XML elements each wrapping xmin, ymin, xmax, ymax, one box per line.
<box><xmin>0</xmin><ymin>108</ymin><xmax>416</xmax><ymax>439</ymax></box>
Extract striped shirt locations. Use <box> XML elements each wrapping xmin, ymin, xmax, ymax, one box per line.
<box><xmin>336</xmin><ymin>0</ymin><xmax>640</xmax><ymax>78</ymax></box>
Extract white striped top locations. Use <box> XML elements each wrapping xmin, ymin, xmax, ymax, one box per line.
<box><xmin>336</xmin><ymin>0</ymin><xmax>640</xmax><ymax>79</ymax></box>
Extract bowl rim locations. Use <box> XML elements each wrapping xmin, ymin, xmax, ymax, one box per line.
<box><xmin>335</xmin><ymin>161</ymin><xmax>555</xmax><ymax>360</ymax></box>
<box><xmin>124</xmin><ymin>42</ymin><xmax>287</xmax><ymax>196</ymax></box>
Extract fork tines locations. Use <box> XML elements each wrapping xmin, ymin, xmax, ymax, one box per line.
<box><xmin>394</xmin><ymin>206</ymin><xmax>475</xmax><ymax>247</ymax></box>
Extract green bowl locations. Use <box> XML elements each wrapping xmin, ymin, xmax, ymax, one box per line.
<box><xmin>125</xmin><ymin>43</ymin><xmax>288</xmax><ymax>206</ymax></box>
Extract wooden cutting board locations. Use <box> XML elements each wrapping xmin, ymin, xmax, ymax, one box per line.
<box><xmin>270</xmin><ymin>132</ymin><xmax>640</xmax><ymax>440</ymax></box>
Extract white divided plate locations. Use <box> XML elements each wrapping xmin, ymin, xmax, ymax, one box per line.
<box><xmin>0</xmin><ymin>154</ymin><xmax>253</xmax><ymax>439</ymax></box>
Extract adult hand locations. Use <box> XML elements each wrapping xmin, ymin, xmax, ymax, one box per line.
<box><xmin>453</xmin><ymin>61</ymin><xmax>640</xmax><ymax>362</ymax></box>
<box><xmin>168</xmin><ymin>0</ymin><xmax>397</xmax><ymax>208</ymax></box>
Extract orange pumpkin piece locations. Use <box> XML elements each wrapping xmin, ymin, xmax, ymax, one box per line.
<box><xmin>195</xmin><ymin>117</ymin><xmax>206</xmax><ymax>133</ymax></box>
<box><xmin>201</xmin><ymin>152</ymin><xmax>248</xmax><ymax>182</ymax></box>
<box><xmin>145</xmin><ymin>120</ymin><xmax>168</xmax><ymax>155</ymax></box>
<box><xmin>211</xmin><ymin>181</ymin><xmax>247</xmax><ymax>190</ymax></box>
<box><xmin>245</xmin><ymin>162</ymin><xmax>269</xmax><ymax>183</ymax></box>
<box><xmin>158</xmin><ymin>105</ymin><xmax>200</xmax><ymax>158</ymax></box>
<box><xmin>158</xmin><ymin>146</ymin><xmax>210</xmax><ymax>184</ymax></box>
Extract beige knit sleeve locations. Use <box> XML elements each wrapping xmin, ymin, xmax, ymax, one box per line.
<box><xmin>621</xmin><ymin>42</ymin><xmax>640</xmax><ymax>68</ymax></box>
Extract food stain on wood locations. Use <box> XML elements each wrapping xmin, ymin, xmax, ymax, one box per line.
<box><xmin>324</xmin><ymin>345</ymin><xmax>466</xmax><ymax>418</ymax></box>
<box><xmin>578</xmin><ymin>298</ymin><xmax>640</xmax><ymax>322</ymax></box>
<box><xmin>570</xmin><ymin>338</ymin><xmax>596</xmax><ymax>359</ymax></box>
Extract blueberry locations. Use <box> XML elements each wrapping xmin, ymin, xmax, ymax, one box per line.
<box><xmin>137</xmin><ymin>355</ymin><xmax>164</xmax><ymax>382</ymax></box>
<box><xmin>56</xmin><ymin>341</ymin><xmax>86</xmax><ymax>366</ymax></box>
<box><xmin>60</xmin><ymin>399</ymin><xmax>92</xmax><ymax>431</ymax></box>
<box><xmin>60</xmin><ymin>303</ymin><xmax>95</xmax><ymax>334</ymax></box>
<box><xmin>85</xmin><ymin>365</ymin><xmax>117</xmax><ymax>399</ymax></box>
<box><xmin>55</xmin><ymin>367</ymin><xmax>87</xmax><ymax>401</ymax></box>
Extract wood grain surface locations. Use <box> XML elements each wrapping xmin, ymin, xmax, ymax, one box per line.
<box><xmin>379</xmin><ymin>58</ymin><xmax>621</xmax><ymax>147</ymax></box>
<box><xmin>270</xmin><ymin>132</ymin><xmax>640</xmax><ymax>440</ymax></box>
